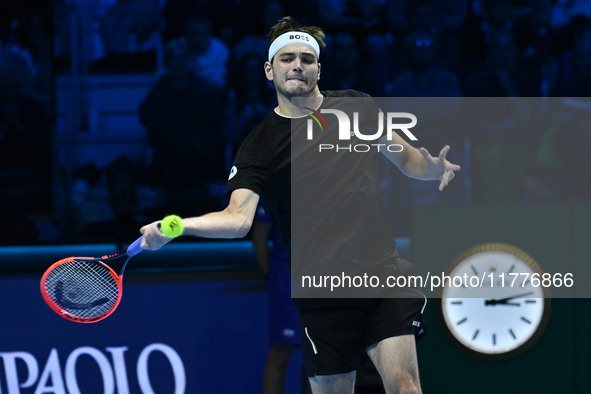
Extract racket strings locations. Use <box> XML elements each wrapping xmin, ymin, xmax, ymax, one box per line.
<box><xmin>43</xmin><ymin>260</ymin><xmax>119</xmax><ymax>319</ymax></box>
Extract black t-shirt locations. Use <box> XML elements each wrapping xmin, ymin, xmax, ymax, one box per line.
<box><xmin>226</xmin><ymin>95</ymin><xmax>292</xmax><ymax>245</ymax></box>
<box><xmin>227</xmin><ymin>90</ymin><xmax>402</xmax><ymax>298</ymax></box>
<box><xmin>227</xmin><ymin>90</ymin><xmax>370</xmax><ymax>241</ymax></box>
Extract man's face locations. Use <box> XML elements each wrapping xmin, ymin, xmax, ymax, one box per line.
<box><xmin>265</xmin><ymin>44</ymin><xmax>321</xmax><ymax>98</ymax></box>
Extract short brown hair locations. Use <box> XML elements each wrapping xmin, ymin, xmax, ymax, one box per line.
<box><xmin>267</xmin><ymin>16</ymin><xmax>326</xmax><ymax>53</ymax></box>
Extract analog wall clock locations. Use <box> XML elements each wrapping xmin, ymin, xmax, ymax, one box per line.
<box><xmin>436</xmin><ymin>243</ymin><xmax>552</xmax><ymax>360</ymax></box>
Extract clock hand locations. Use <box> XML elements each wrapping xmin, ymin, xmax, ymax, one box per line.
<box><xmin>484</xmin><ymin>291</ymin><xmax>534</xmax><ymax>307</ymax></box>
<box><xmin>484</xmin><ymin>299</ymin><xmax>521</xmax><ymax>306</ymax></box>
<box><xmin>504</xmin><ymin>302</ymin><xmax>520</xmax><ymax>306</ymax></box>
<box><xmin>498</xmin><ymin>291</ymin><xmax>534</xmax><ymax>302</ymax></box>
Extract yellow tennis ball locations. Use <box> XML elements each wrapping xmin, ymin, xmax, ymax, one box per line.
<box><xmin>161</xmin><ymin>215</ymin><xmax>184</xmax><ymax>238</ymax></box>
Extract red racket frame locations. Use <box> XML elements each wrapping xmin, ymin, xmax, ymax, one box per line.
<box><xmin>40</xmin><ymin>236</ymin><xmax>143</xmax><ymax>323</ymax></box>
<box><xmin>40</xmin><ymin>257</ymin><xmax>124</xmax><ymax>323</ymax></box>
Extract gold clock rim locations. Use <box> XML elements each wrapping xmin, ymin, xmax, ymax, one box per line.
<box><xmin>447</xmin><ymin>242</ymin><xmax>544</xmax><ymax>276</ymax></box>
<box><xmin>437</xmin><ymin>242</ymin><xmax>553</xmax><ymax>361</ymax></box>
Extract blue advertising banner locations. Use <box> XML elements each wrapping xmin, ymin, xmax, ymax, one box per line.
<box><xmin>0</xmin><ymin>274</ymin><xmax>278</xmax><ymax>393</ymax></box>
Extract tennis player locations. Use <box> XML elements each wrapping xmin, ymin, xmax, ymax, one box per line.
<box><xmin>140</xmin><ymin>16</ymin><xmax>460</xmax><ymax>393</ymax></box>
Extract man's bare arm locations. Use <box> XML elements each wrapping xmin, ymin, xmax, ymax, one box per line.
<box><xmin>140</xmin><ymin>188</ymin><xmax>260</xmax><ymax>250</ymax></box>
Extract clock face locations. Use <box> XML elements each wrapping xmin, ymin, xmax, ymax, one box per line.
<box><xmin>438</xmin><ymin>243</ymin><xmax>552</xmax><ymax>360</ymax></box>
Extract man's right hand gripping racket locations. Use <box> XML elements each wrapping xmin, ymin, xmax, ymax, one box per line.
<box><xmin>40</xmin><ymin>215</ymin><xmax>183</xmax><ymax>323</ymax></box>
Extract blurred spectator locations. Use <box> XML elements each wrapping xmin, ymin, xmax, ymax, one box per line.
<box><xmin>479</xmin><ymin>0</ymin><xmax>516</xmax><ymax>40</ymax></box>
<box><xmin>139</xmin><ymin>38</ymin><xmax>226</xmax><ymax>217</ymax></box>
<box><xmin>456</xmin><ymin>0</ymin><xmax>488</xmax><ymax>76</ymax></box>
<box><xmin>162</xmin><ymin>0</ymin><xmax>187</xmax><ymax>40</ymax></box>
<box><xmin>224</xmin><ymin>52</ymin><xmax>275</xmax><ymax>167</ymax></box>
<box><xmin>232</xmin><ymin>1</ymin><xmax>286</xmax><ymax>64</ymax></box>
<box><xmin>24</xmin><ymin>9</ymin><xmax>53</xmax><ymax>101</ymax></box>
<box><xmin>463</xmin><ymin>29</ymin><xmax>539</xmax><ymax>96</ymax></box>
<box><xmin>183</xmin><ymin>14</ymin><xmax>230</xmax><ymax>88</ymax></box>
<box><xmin>511</xmin><ymin>1</ymin><xmax>557</xmax><ymax>96</ymax></box>
<box><xmin>385</xmin><ymin>0</ymin><xmax>414</xmax><ymax>36</ymax></box>
<box><xmin>82</xmin><ymin>156</ymin><xmax>142</xmax><ymax>241</ymax></box>
<box><xmin>385</xmin><ymin>0</ymin><xmax>471</xmax><ymax>35</ymax></box>
<box><xmin>106</xmin><ymin>156</ymin><xmax>138</xmax><ymax>230</ymax></box>
<box><xmin>395</xmin><ymin>1</ymin><xmax>467</xmax><ymax>74</ymax></box>
<box><xmin>53</xmin><ymin>0</ymin><xmax>72</xmax><ymax>73</ymax></box>
<box><xmin>409</xmin><ymin>0</ymin><xmax>466</xmax><ymax>34</ymax></box>
<box><xmin>525</xmin><ymin>100</ymin><xmax>591</xmax><ymax>203</ymax></box>
<box><xmin>357</xmin><ymin>33</ymin><xmax>394</xmax><ymax>96</ymax></box>
<box><xmin>385</xmin><ymin>30</ymin><xmax>462</xmax><ymax>97</ymax></box>
<box><xmin>315</xmin><ymin>0</ymin><xmax>384</xmax><ymax>36</ymax></box>
<box><xmin>458</xmin><ymin>0</ymin><xmax>521</xmax><ymax>77</ymax></box>
<box><xmin>321</xmin><ymin>32</ymin><xmax>363</xmax><ymax>92</ymax></box>
<box><xmin>352</xmin><ymin>0</ymin><xmax>385</xmax><ymax>33</ymax></box>
<box><xmin>162</xmin><ymin>0</ymin><xmax>265</xmax><ymax>45</ymax></box>
<box><xmin>550</xmin><ymin>0</ymin><xmax>591</xmax><ymax>29</ymax></box>
<box><xmin>1</xmin><ymin>20</ymin><xmax>38</xmax><ymax>93</ymax></box>
<box><xmin>386</xmin><ymin>0</ymin><xmax>468</xmax><ymax>34</ymax></box>
<box><xmin>437</xmin><ymin>0</ymin><xmax>470</xmax><ymax>32</ymax></box>
<box><xmin>552</xmin><ymin>16</ymin><xmax>591</xmax><ymax>96</ymax></box>
<box><xmin>0</xmin><ymin>69</ymin><xmax>52</xmax><ymax>240</ymax></box>
<box><xmin>0</xmin><ymin>2</ymin><xmax>56</xmax><ymax>244</ymax></box>
<box><xmin>90</xmin><ymin>0</ymin><xmax>162</xmax><ymax>73</ymax></box>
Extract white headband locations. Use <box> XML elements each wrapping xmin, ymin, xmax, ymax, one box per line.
<box><xmin>268</xmin><ymin>31</ymin><xmax>320</xmax><ymax>62</ymax></box>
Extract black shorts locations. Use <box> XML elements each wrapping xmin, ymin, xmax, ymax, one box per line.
<box><xmin>298</xmin><ymin>296</ymin><xmax>427</xmax><ymax>377</ymax></box>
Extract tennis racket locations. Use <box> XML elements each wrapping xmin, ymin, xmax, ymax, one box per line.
<box><xmin>40</xmin><ymin>236</ymin><xmax>144</xmax><ymax>323</ymax></box>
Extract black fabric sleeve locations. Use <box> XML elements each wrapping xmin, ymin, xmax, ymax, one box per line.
<box><xmin>226</xmin><ymin>118</ymin><xmax>273</xmax><ymax>197</ymax></box>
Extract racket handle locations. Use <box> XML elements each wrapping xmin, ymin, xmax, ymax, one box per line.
<box><xmin>127</xmin><ymin>236</ymin><xmax>144</xmax><ymax>256</ymax></box>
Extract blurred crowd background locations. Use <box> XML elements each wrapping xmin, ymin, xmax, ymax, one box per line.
<box><xmin>1</xmin><ymin>0</ymin><xmax>590</xmax><ymax>245</ymax></box>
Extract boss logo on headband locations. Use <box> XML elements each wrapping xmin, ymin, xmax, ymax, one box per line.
<box><xmin>290</xmin><ymin>34</ymin><xmax>309</xmax><ymax>41</ymax></box>
<box><xmin>269</xmin><ymin>31</ymin><xmax>320</xmax><ymax>61</ymax></box>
